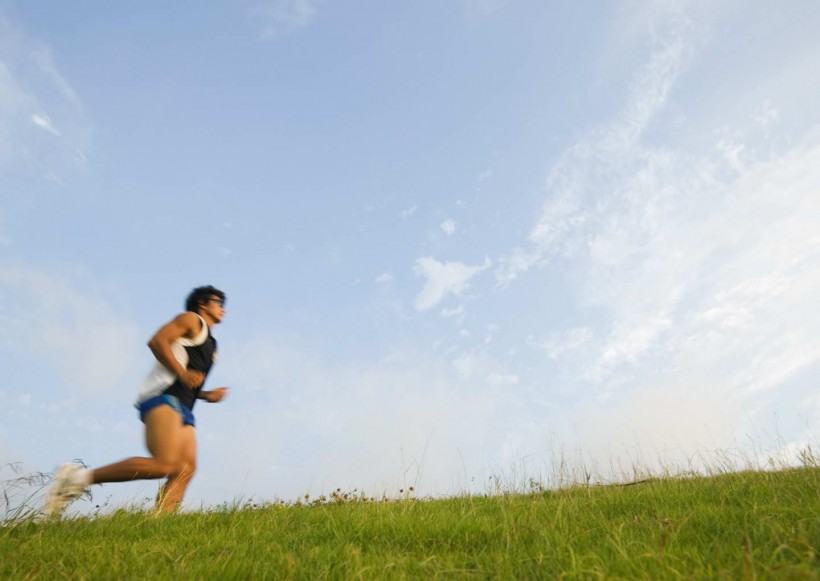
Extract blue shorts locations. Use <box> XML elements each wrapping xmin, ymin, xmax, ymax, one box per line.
<box><xmin>137</xmin><ymin>394</ymin><xmax>196</xmax><ymax>427</ymax></box>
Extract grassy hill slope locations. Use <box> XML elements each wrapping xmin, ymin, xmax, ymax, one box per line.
<box><xmin>2</xmin><ymin>467</ymin><xmax>818</xmax><ymax>579</ymax></box>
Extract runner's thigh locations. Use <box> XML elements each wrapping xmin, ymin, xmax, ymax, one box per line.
<box><xmin>144</xmin><ymin>404</ymin><xmax>184</xmax><ymax>465</ymax></box>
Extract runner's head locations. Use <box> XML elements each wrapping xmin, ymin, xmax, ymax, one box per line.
<box><xmin>186</xmin><ymin>285</ymin><xmax>226</xmax><ymax>315</ymax></box>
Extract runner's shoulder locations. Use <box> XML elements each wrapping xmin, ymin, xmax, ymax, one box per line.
<box><xmin>174</xmin><ymin>311</ymin><xmax>203</xmax><ymax>335</ymax></box>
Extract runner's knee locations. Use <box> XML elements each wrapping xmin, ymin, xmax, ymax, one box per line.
<box><xmin>168</xmin><ymin>459</ymin><xmax>196</xmax><ymax>479</ymax></box>
<box><xmin>155</xmin><ymin>460</ymin><xmax>179</xmax><ymax>477</ymax></box>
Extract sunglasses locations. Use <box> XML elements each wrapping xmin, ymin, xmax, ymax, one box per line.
<box><xmin>208</xmin><ymin>298</ymin><xmax>225</xmax><ymax>307</ymax></box>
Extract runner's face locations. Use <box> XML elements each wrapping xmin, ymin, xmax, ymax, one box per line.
<box><xmin>201</xmin><ymin>296</ymin><xmax>225</xmax><ymax>323</ymax></box>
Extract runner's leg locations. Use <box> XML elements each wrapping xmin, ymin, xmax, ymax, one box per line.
<box><xmin>89</xmin><ymin>405</ymin><xmax>184</xmax><ymax>483</ymax></box>
<box><xmin>155</xmin><ymin>425</ymin><xmax>196</xmax><ymax>513</ymax></box>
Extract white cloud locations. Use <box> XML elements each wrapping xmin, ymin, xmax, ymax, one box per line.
<box><xmin>203</xmin><ymin>338</ymin><xmax>516</xmax><ymax>501</ymax></box>
<box><xmin>549</xmin><ymin>130</ymin><xmax>820</xmax><ymax>398</ymax></box>
<box><xmin>495</xmin><ymin>247</ymin><xmax>540</xmax><ymax>288</ymax></box>
<box><xmin>755</xmin><ymin>99</ymin><xmax>779</xmax><ymax>128</ymax></box>
<box><xmin>529</xmin><ymin>327</ymin><xmax>592</xmax><ymax>360</ymax></box>
<box><xmin>440</xmin><ymin>219</ymin><xmax>456</xmax><ymax>236</ymax></box>
<box><xmin>413</xmin><ymin>256</ymin><xmax>491</xmax><ymax>311</ymax></box>
<box><xmin>30</xmin><ymin>46</ymin><xmax>82</xmax><ymax>111</ymax></box>
<box><xmin>0</xmin><ymin>18</ymin><xmax>88</xmax><ymax>175</ymax></box>
<box><xmin>478</xmin><ymin>169</ymin><xmax>493</xmax><ymax>182</ymax></box>
<box><xmin>488</xmin><ymin>11</ymin><xmax>820</xmax><ymax>472</ymax></box>
<box><xmin>496</xmin><ymin>18</ymin><xmax>693</xmax><ymax>286</ymax></box>
<box><xmin>400</xmin><ymin>205</ymin><xmax>418</xmax><ymax>219</ymax></box>
<box><xmin>716</xmin><ymin>138</ymin><xmax>746</xmax><ymax>173</ymax></box>
<box><xmin>451</xmin><ymin>352</ymin><xmax>475</xmax><ymax>379</ymax></box>
<box><xmin>251</xmin><ymin>0</ymin><xmax>318</xmax><ymax>39</ymax></box>
<box><xmin>0</xmin><ymin>264</ymin><xmax>142</xmax><ymax>396</ymax></box>
<box><xmin>44</xmin><ymin>170</ymin><xmax>64</xmax><ymax>185</ymax></box>
<box><xmin>0</xmin><ymin>59</ymin><xmax>30</xmax><ymax>163</ymax></box>
<box><xmin>31</xmin><ymin>112</ymin><xmax>60</xmax><ymax>135</ymax></box>
<box><xmin>440</xmin><ymin>305</ymin><xmax>464</xmax><ymax>318</ymax></box>
<box><xmin>375</xmin><ymin>271</ymin><xmax>394</xmax><ymax>285</ymax></box>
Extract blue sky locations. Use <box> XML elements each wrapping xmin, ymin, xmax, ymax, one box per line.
<box><xmin>2</xmin><ymin>0</ymin><xmax>819</xmax><ymax>513</ymax></box>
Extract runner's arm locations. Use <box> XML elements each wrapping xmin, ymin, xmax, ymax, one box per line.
<box><xmin>147</xmin><ymin>312</ymin><xmax>204</xmax><ymax>389</ymax></box>
<box><xmin>197</xmin><ymin>387</ymin><xmax>228</xmax><ymax>403</ymax></box>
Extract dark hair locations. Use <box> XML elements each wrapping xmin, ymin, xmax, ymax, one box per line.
<box><xmin>185</xmin><ymin>285</ymin><xmax>226</xmax><ymax>313</ymax></box>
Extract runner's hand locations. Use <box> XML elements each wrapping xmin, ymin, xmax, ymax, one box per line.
<box><xmin>206</xmin><ymin>387</ymin><xmax>229</xmax><ymax>403</ymax></box>
<box><xmin>179</xmin><ymin>369</ymin><xmax>205</xmax><ymax>389</ymax></box>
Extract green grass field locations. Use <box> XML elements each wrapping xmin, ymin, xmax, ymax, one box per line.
<box><xmin>1</xmin><ymin>467</ymin><xmax>818</xmax><ymax>579</ymax></box>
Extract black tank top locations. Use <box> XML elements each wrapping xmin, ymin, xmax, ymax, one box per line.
<box><xmin>163</xmin><ymin>327</ymin><xmax>218</xmax><ymax>410</ymax></box>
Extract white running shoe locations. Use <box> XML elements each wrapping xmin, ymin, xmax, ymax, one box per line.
<box><xmin>44</xmin><ymin>462</ymin><xmax>88</xmax><ymax>517</ymax></box>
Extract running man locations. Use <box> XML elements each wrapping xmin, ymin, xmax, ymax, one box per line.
<box><xmin>45</xmin><ymin>285</ymin><xmax>229</xmax><ymax>515</ymax></box>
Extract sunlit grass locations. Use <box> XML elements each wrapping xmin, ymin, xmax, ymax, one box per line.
<box><xmin>2</xmin><ymin>452</ymin><xmax>818</xmax><ymax>579</ymax></box>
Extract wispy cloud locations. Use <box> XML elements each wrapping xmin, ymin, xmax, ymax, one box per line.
<box><xmin>0</xmin><ymin>58</ymin><xmax>31</xmax><ymax>163</ymax></box>
<box><xmin>31</xmin><ymin>112</ymin><xmax>60</xmax><ymax>135</ymax></box>
<box><xmin>205</xmin><ymin>337</ymin><xmax>517</xmax><ymax>500</ymax></box>
<box><xmin>496</xmin><ymin>18</ymin><xmax>694</xmax><ymax>287</ymax></box>
<box><xmin>754</xmin><ymin>100</ymin><xmax>779</xmax><ymax>128</ymax></box>
<box><xmin>0</xmin><ymin>18</ymin><xmax>88</xmax><ymax>175</ymax></box>
<box><xmin>251</xmin><ymin>0</ymin><xmax>318</xmax><ymax>40</ymax></box>
<box><xmin>484</xmin><ymin>11</ymin><xmax>820</xmax><ymax>468</ymax></box>
<box><xmin>0</xmin><ymin>264</ymin><xmax>142</xmax><ymax>396</ymax></box>
<box><xmin>440</xmin><ymin>305</ymin><xmax>464</xmax><ymax>319</ymax></box>
<box><xmin>30</xmin><ymin>46</ymin><xmax>82</xmax><ymax>111</ymax></box>
<box><xmin>440</xmin><ymin>219</ymin><xmax>456</xmax><ymax>236</ymax></box>
<box><xmin>413</xmin><ymin>257</ymin><xmax>490</xmax><ymax>311</ymax></box>
<box><xmin>528</xmin><ymin>327</ymin><xmax>592</xmax><ymax>360</ymax></box>
<box><xmin>400</xmin><ymin>204</ymin><xmax>418</xmax><ymax>219</ymax></box>
<box><xmin>573</xmin><ymin>132</ymin><xmax>820</xmax><ymax>391</ymax></box>
<box><xmin>375</xmin><ymin>271</ymin><xmax>394</xmax><ymax>285</ymax></box>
